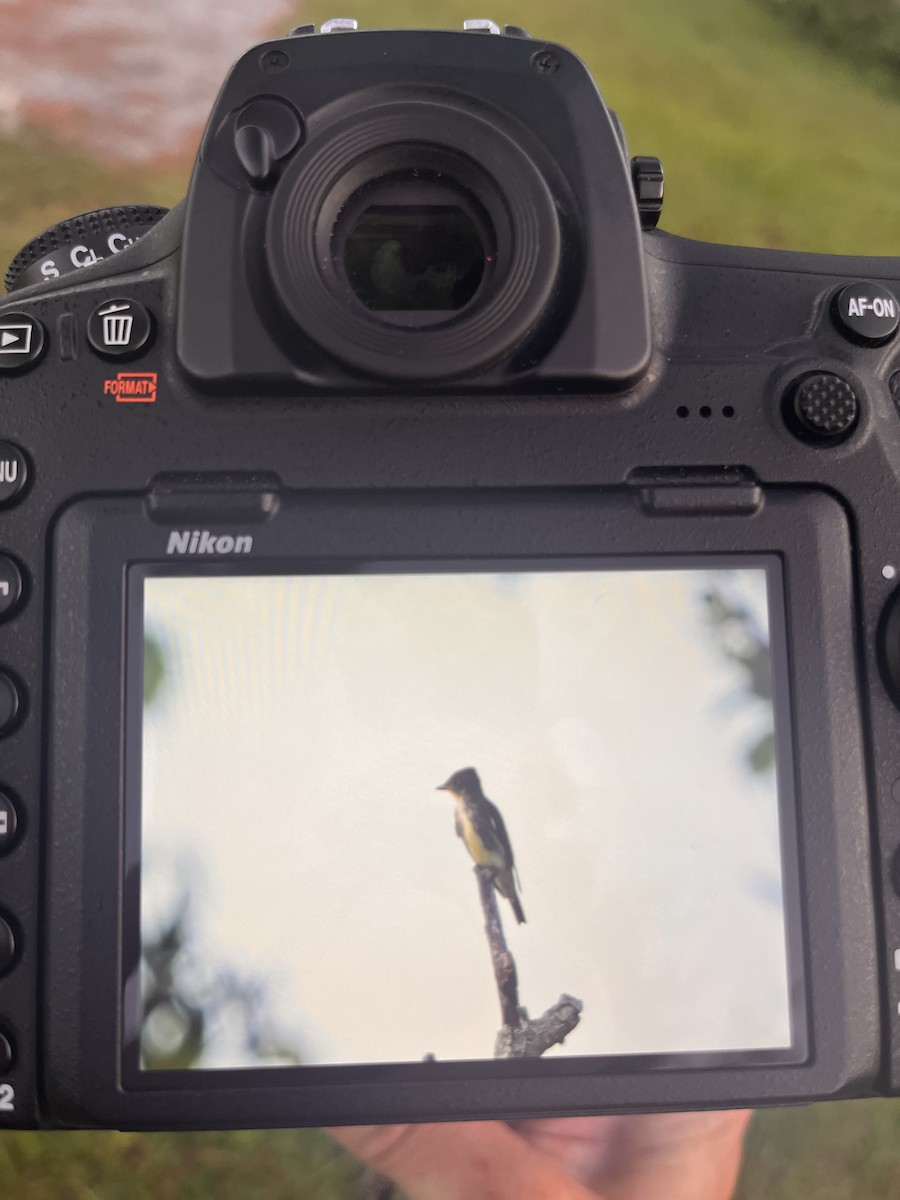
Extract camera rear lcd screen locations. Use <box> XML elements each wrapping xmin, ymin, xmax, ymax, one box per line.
<box><xmin>134</xmin><ymin>562</ymin><xmax>797</xmax><ymax>1073</ymax></box>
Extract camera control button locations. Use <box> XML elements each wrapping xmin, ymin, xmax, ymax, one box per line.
<box><xmin>0</xmin><ymin>312</ymin><xmax>45</xmax><ymax>373</ymax></box>
<box><xmin>0</xmin><ymin>794</ymin><xmax>19</xmax><ymax>856</ymax></box>
<box><xmin>5</xmin><ymin>206</ymin><xmax>168</xmax><ymax>293</ymax></box>
<box><xmin>0</xmin><ymin>1032</ymin><xmax>14</xmax><ymax>1074</ymax></box>
<box><xmin>0</xmin><ymin>674</ymin><xmax>21</xmax><ymax>736</ymax></box>
<box><xmin>87</xmin><ymin>299</ymin><xmax>153</xmax><ymax>360</ymax></box>
<box><xmin>0</xmin><ymin>558</ymin><xmax>23</xmax><ymax>621</ymax></box>
<box><xmin>233</xmin><ymin>98</ymin><xmax>304</xmax><ymax>187</ymax></box>
<box><xmin>0</xmin><ymin>918</ymin><xmax>17</xmax><ymax>976</ymax></box>
<box><xmin>321</xmin><ymin>17</ymin><xmax>358</xmax><ymax>31</ymax></box>
<box><xmin>0</xmin><ymin>444</ymin><xmax>27</xmax><ymax>508</ymax></box>
<box><xmin>833</xmin><ymin>281</ymin><xmax>900</xmax><ymax>345</ymax></box>
<box><xmin>785</xmin><ymin>373</ymin><xmax>859</xmax><ymax>444</ymax></box>
<box><xmin>879</xmin><ymin>589</ymin><xmax>900</xmax><ymax>708</ymax></box>
<box><xmin>631</xmin><ymin>157</ymin><xmax>665</xmax><ymax>230</ymax></box>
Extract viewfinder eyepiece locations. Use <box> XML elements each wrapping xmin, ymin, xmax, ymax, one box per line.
<box><xmin>264</xmin><ymin>101</ymin><xmax>563</xmax><ymax>382</ymax></box>
<box><xmin>338</xmin><ymin>172</ymin><xmax>494</xmax><ymax>322</ymax></box>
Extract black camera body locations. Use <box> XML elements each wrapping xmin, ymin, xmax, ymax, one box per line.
<box><xmin>0</xmin><ymin>23</ymin><xmax>897</xmax><ymax>1130</ymax></box>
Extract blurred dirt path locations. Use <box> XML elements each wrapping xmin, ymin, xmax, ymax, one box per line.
<box><xmin>0</xmin><ymin>0</ymin><xmax>297</xmax><ymax>162</ymax></box>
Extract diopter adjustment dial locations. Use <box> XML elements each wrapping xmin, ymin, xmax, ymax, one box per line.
<box><xmin>5</xmin><ymin>205</ymin><xmax>168</xmax><ymax>293</ymax></box>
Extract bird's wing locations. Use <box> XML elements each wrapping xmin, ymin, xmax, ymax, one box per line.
<box><xmin>484</xmin><ymin>796</ymin><xmax>519</xmax><ymax>881</ymax></box>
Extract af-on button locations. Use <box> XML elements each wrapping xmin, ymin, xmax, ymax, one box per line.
<box><xmin>833</xmin><ymin>281</ymin><xmax>900</xmax><ymax>345</ymax></box>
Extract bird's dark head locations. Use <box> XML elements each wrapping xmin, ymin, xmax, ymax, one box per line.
<box><xmin>437</xmin><ymin>767</ymin><xmax>482</xmax><ymax>799</ymax></box>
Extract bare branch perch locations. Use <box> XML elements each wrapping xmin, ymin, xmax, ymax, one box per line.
<box><xmin>474</xmin><ymin>865</ymin><xmax>582</xmax><ymax>1057</ymax></box>
<box><xmin>361</xmin><ymin>858</ymin><xmax>585</xmax><ymax>1200</ymax></box>
<box><xmin>475</xmin><ymin>865</ymin><xmax>522</xmax><ymax>1030</ymax></box>
<box><xmin>494</xmin><ymin>994</ymin><xmax>583</xmax><ymax>1058</ymax></box>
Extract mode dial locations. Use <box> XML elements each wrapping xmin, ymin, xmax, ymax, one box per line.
<box><xmin>5</xmin><ymin>205</ymin><xmax>168</xmax><ymax>293</ymax></box>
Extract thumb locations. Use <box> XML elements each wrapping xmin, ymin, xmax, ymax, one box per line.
<box><xmin>328</xmin><ymin>1121</ymin><xmax>600</xmax><ymax>1200</ymax></box>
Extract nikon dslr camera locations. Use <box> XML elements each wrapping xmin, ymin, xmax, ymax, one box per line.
<box><xmin>0</xmin><ymin>20</ymin><xmax>896</xmax><ymax>1129</ymax></box>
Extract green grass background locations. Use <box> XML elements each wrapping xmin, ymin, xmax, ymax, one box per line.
<box><xmin>1</xmin><ymin>1103</ymin><xmax>899</xmax><ymax>1199</ymax></box>
<box><xmin>6</xmin><ymin>0</ymin><xmax>900</xmax><ymax>268</ymax></box>
<box><xmin>2</xmin><ymin>0</ymin><xmax>900</xmax><ymax>1195</ymax></box>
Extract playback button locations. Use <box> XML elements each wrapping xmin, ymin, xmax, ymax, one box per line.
<box><xmin>0</xmin><ymin>312</ymin><xmax>45</xmax><ymax>373</ymax></box>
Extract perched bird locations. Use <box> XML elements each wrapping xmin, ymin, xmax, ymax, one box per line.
<box><xmin>437</xmin><ymin>767</ymin><xmax>526</xmax><ymax>924</ymax></box>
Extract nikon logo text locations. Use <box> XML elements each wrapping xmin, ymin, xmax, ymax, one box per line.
<box><xmin>166</xmin><ymin>531</ymin><xmax>254</xmax><ymax>556</ymax></box>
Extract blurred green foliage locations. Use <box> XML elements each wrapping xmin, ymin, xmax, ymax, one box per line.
<box><xmin>0</xmin><ymin>134</ymin><xmax>183</xmax><ymax>295</ymax></box>
<box><xmin>738</xmin><ymin>1100</ymin><xmax>900</xmax><ymax>1199</ymax></box>
<box><xmin>301</xmin><ymin>0</ymin><xmax>900</xmax><ymax>256</ymax></box>
<box><xmin>143</xmin><ymin>638</ymin><xmax>165</xmax><ymax>708</ymax></box>
<box><xmin>0</xmin><ymin>1127</ymin><xmax>363</xmax><ymax>1200</ymax></box>
<box><xmin>761</xmin><ymin>0</ymin><xmax>900</xmax><ymax>83</ymax></box>
<box><xmin>5</xmin><ymin>0</ymin><xmax>900</xmax><ymax>272</ymax></box>
<box><xmin>701</xmin><ymin>587</ymin><xmax>775</xmax><ymax>776</ymax></box>
<box><xmin>2</xmin><ymin>1102</ymin><xmax>899</xmax><ymax>1199</ymax></box>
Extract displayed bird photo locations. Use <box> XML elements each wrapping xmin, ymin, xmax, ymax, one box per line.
<box><xmin>438</xmin><ymin>767</ymin><xmax>527</xmax><ymax>925</ymax></box>
<box><xmin>136</xmin><ymin>563</ymin><xmax>795</xmax><ymax>1072</ymax></box>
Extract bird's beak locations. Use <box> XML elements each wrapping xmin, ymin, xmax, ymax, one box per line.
<box><xmin>436</xmin><ymin>780</ymin><xmax>451</xmax><ymax>791</ymax></box>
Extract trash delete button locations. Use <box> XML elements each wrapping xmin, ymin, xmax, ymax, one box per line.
<box><xmin>0</xmin><ymin>312</ymin><xmax>45</xmax><ymax>373</ymax></box>
<box><xmin>87</xmin><ymin>298</ymin><xmax>153</xmax><ymax>359</ymax></box>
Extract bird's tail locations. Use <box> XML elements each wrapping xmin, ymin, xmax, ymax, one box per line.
<box><xmin>496</xmin><ymin>869</ymin><xmax>526</xmax><ymax>924</ymax></box>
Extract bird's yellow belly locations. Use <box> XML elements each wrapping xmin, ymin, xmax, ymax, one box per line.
<box><xmin>458</xmin><ymin>806</ymin><xmax>504</xmax><ymax>870</ymax></box>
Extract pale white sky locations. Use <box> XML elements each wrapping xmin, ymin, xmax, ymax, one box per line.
<box><xmin>140</xmin><ymin>566</ymin><xmax>793</xmax><ymax>1070</ymax></box>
